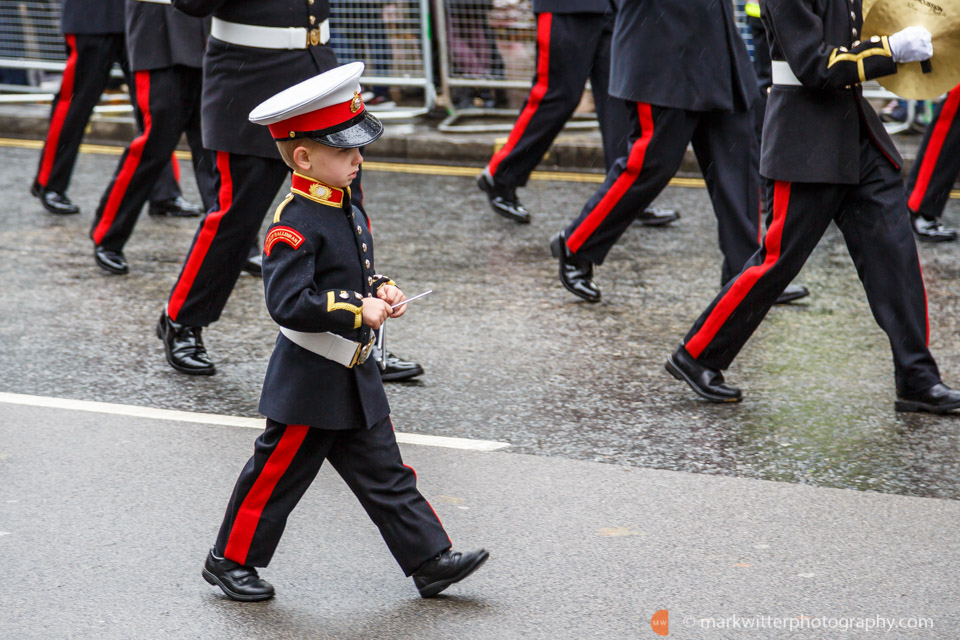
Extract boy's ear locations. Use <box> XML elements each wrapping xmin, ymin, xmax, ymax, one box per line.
<box><xmin>292</xmin><ymin>144</ymin><xmax>312</xmax><ymax>172</ymax></box>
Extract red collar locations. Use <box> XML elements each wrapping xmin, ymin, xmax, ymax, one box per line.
<box><xmin>291</xmin><ymin>173</ymin><xmax>346</xmax><ymax>208</ymax></box>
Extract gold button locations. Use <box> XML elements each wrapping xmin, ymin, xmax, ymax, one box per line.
<box><xmin>357</xmin><ymin>225</ymin><xmax>362</xmax><ymax>234</ymax></box>
<box><xmin>368</xmin><ymin>277</ymin><xmax>374</xmax><ymax>285</ymax></box>
<box><xmin>850</xmin><ymin>10</ymin><xmax>855</xmax><ymax>19</ymax></box>
<box><xmin>340</xmin><ymin>291</ymin><xmax>349</xmax><ymax>299</ymax></box>
<box><xmin>851</xmin><ymin>27</ymin><xmax>858</xmax><ymax>37</ymax></box>
<box><xmin>870</xmin><ymin>35</ymin><xmax>880</xmax><ymax>43</ymax></box>
<box><xmin>362</xmin><ymin>243</ymin><xmax>367</xmax><ymax>252</ymax></box>
<box><xmin>310</xmin><ymin>15</ymin><xmax>316</xmax><ymax>24</ymax></box>
<box><xmin>839</xmin><ymin>46</ymin><xmax>848</xmax><ymax>52</ymax></box>
<box><xmin>309</xmin><ymin>0</ymin><xmax>314</xmax><ymax>4</ymax></box>
<box><xmin>852</xmin><ymin>40</ymin><xmax>861</xmax><ymax>47</ymax></box>
<box><xmin>365</xmin><ymin>259</ymin><xmax>371</xmax><ymax>269</ymax></box>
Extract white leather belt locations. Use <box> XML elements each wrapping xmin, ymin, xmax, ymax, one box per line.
<box><xmin>771</xmin><ymin>60</ymin><xmax>801</xmax><ymax>86</ymax></box>
<box><xmin>133</xmin><ymin>0</ymin><xmax>172</xmax><ymax>4</ymax></box>
<box><xmin>211</xmin><ymin>17</ymin><xmax>330</xmax><ymax>49</ymax></box>
<box><xmin>279</xmin><ymin>327</ymin><xmax>374</xmax><ymax>368</ymax></box>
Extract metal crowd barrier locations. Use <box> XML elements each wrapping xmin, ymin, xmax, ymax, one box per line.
<box><xmin>433</xmin><ymin>0</ymin><xmax>598</xmax><ymax>133</ymax></box>
<box><xmin>0</xmin><ymin>0</ymin><xmax>437</xmax><ymax>119</ymax></box>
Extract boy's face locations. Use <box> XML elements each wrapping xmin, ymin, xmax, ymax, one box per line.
<box><xmin>296</xmin><ymin>141</ymin><xmax>363</xmax><ymax>188</ymax></box>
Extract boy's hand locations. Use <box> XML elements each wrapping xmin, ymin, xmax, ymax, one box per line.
<box><xmin>378</xmin><ymin>284</ymin><xmax>407</xmax><ymax>318</ymax></box>
<box><xmin>362</xmin><ymin>297</ymin><xmax>391</xmax><ymax>330</ymax></box>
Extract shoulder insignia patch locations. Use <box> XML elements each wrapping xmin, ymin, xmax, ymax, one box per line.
<box><xmin>264</xmin><ymin>226</ymin><xmax>305</xmax><ymax>256</ymax></box>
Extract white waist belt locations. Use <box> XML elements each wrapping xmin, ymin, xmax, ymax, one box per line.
<box><xmin>211</xmin><ymin>17</ymin><xmax>329</xmax><ymax>49</ymax></box>
<box><xmin>279</xmin><ymin>327</ymin><xmax>373</xmax><ymax>368</ymax></box>
<box><xmin>771</xmin><ymin>60</ymin><xmax>801</xmax><ymax>86</ymax></box>
<box><xmin>133</xmin><ymin>0</ymin><xmax>172</xmax><ymax>4</ymax></box>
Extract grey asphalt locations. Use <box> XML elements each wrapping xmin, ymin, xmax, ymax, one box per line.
<box><xmin>2</xmin><ymin>403</ymin><xmax>958</xmax><ymax>639</ymax></box>
<box><xmin>1</xmin><ymin>139</ymin><xmax>960</xmax><ymax>638</ymax></box>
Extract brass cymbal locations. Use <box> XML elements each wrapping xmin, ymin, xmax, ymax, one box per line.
<box><xmin>863</xmin><ymin>0</ymin><xmax>960</xmax><ymax>99</ymax></box>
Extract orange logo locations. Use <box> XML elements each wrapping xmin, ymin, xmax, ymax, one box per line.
<box><xmin>651</xmin><ymin>609</ymin><xmax>669</xmax><ymax>636</ymax></box>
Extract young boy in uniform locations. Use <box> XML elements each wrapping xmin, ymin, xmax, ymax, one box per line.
<box><xmin>201</xmin><ymin>62</ymin><xmax>488</xmax><ymax>602</ymax></box>
<box><xmin>666</xmin><ymin>0</ymin><xmax>960</xmax><ymax>414</ymax></box>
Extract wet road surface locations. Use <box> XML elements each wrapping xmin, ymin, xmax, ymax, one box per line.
<box><xmin>1</xmin><ymin>143</ymin><xmax>960</xmax><ymax>499</ymax></box>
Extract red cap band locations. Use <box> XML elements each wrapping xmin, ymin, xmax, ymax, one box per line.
<box><xmin>268</xmin><ymin>98</ymin><xmax>365</xmax><ymax>139</ymax></box>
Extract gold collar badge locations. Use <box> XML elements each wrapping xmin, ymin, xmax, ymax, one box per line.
<box><xmin>309</xmin><ymin>182</ymin><xmax>333</xmax><ymax>200</ymax></box>
<box><xmin>350</xmin><ymin>91</ymin><xmax>362</xmax><ymax>114</ymax></box>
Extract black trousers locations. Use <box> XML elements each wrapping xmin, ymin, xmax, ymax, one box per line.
<box><xmin>215</xmin><ymin>417</ymin><xmax>451</xmax><ymax>574</ymax></box>
<box><xmin>905</xmin><ymin>86</ymin><xmax>960</xmax><ymax>220</ymax></box>
<box><xmin>90</xmin><ymin>65</ymin><xmax>217</xmax><ymax>252</ymax></box>
<box><xmin>563</xmin><ymin>102</ymin><xmax>761</xmax><ymax>284</ymax></box>
<box><xmin>485</xmin><ymin>11</ymin><xmax>630</xmax><ymax>186</ymax></box>
<box><xmin>34</xmin><ymin>33</ymin><xmax>178</xmax><ymax>200</ymax></box>
<box><xmin>682</xmin><ymin>132</ymin><xmax>941</xmax><ymax>396</ymax></box>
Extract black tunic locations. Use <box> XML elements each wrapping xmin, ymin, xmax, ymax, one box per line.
<box><xmin>608</xmin><ymin>0</ymin><xmax>757</xmax><ymax>112</ymax></box>
<box><xmin>258</xmin><ymin>173</ymin><xmax>392</xmax><ymax>430</ymax></box>
<box><xmin>126</xmin><ymin>0</ymin><xmax>208</xmax><ymax>71</ymax></box>
<box><xmin>532</xmin><ymin>0</ymin><xmax>611</xmax><ymax>13</ymax></box>
<box><xmin>62</xmin><ymin>0</ymin><xmax>125</xmax><ymax>35</ymax></box>
<box><xmin>171</xmin><ymin>0</ymin><xmax>337</xmax><ymax>158</ymax></box>
<box><xmin>760</xmin><ymin>0</ymin><xmax>900</xmax><ymax>183</ymax></box>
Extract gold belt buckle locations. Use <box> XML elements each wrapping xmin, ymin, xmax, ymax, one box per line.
<box><xmin>355</xmin><ymin>336</ymin><xmax>375</xmax><ymax>366</ymax></box>
<box><xmin>308</xmin><ymin>27</ymin><xmax>320</xmax><ymax>47</ymax></box>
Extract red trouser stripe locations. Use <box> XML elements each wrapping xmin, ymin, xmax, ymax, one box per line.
<box><xmin>908</xmin><ymin>87</ymin><xmax>960</xmax><ymax>213</ymax></box>
<box><xmin>92</xmin><ymin>71</ymin><xmax>153</xmax><ymax>244</ymax></box>
<box><xmin>170</xmin><ymin>153</ymin><xmax>181</xmax><ymax>184</ymax></box>
<box><xmin>486</xmin><ymin>12</ymin><xmax>552</xmax><ymax>178</ymax></box>
<box><xmin>37</xmin><ymin>34</ymin><xmax>79</xmax><ymax>187</ymax></box>
<box><xmin>567</xmin><ymin>102</ymin><xmax>654</xmax><ymax>253</ymax></box>
<box><xmin>167</xmin><ymin>151</ymin><xmax>233</xmax><ymax>321</ymax></box>
<box><xmin>685</xmin><ymin>181</ymin><xmax>792</xmax><ymax>359</ymax></box>
<box><xmin>223</xmin><ymin>424</ymin><xmax>310</xmax><ymax>565</ymax></box>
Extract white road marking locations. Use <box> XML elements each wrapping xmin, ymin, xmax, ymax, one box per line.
<box><xmin>0</xmin><ymin>392</ymin><xmax>510</xmax><ymax>452</ymax></box>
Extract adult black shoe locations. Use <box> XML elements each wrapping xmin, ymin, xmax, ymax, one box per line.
<box><xmin>895</xmin><ymin>383</ymin><xmax>960</xmax><ymax>414</ymax></box>
<box><xmin>202</xmin><ymin>549</ymin><xmax>275</xmax><ymax>602</ymax></box>
<box><xmin>93</xmin><ymin>246</ymin><xmax>129</xmax><ymax>275</ymax></box>
<box><xmin>911</xmin><ymin>213</ymin><xmax>957</xmax><ymax>243</ymax></box>
<box><xmin>31</xmin><ymin>182</ymin><xmax>79</xmax><ymax>215</ymax></box>
<box><xmin>636</xmin><ymin>205</ymin><xmax>680</xmax><ymax>227</ymax></box>
<box><xmin>156</xmin><ymin>312</ymin><xmax>216</xmax><ymax>375</ymax></box>
<box><xmin>374</xmin><ymin>346</ymin><xmax>424</xmax><ymax>382</ymax></box>
<box><xmin>549</xmin><ymin>231</ymin><xmax>601</xmax><ymax>303</ymax></box>
<box><xmin>665</xmin><ymin>345</ymin><xmax>742</xmax><ymax>403</ymax></box>
<box><xmin>775</xmin><ymin>283</ymin><xmax>810</xmax><ymax>304</ymax></box>
<box><xmin>412</xmin><ymin>549</ymin><xmax>489</xmax><ymax>598</ymax></box>
<box><xmin>477</xmin><ymin>173</ymin><xmax>530</xmax><ymax>224</ymax></box>
<box><xmin>243</xmin><ymin>253</ymin><xmax>263</xmax><ymax>277</ymax></box>
<box><xmin>149</xmin><ymin>195</ymin><xmax>204</xmax><ymax>217</ymax></box>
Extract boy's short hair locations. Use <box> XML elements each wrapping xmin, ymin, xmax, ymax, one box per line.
<box><xmin>276</xmin><ymin>137</ymin><xmax>324</xmax><ymax>170</ymax></box>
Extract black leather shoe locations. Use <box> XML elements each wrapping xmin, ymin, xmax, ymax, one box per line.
<box><xmin>911</xmin><ymin>213</ymin><xmax>957</xmax><ymax>243</ymax></box>
<box><xmin>93</xmin><ymin>246</ymin><xmax>129</xmax><ymax>275</ymax></box>
<box><xmin>775</xmin><ymin>283</ymin><xmax>810</xmax><ymax>304</ymax></box>
<box><xmin>895</xmin><ymin>383</ymin><xmax>960</xmax><ymax>414</ymax></box>
<box><xmin>550</xmin><ymin>231</ymin><xmax>601</xmax><ymax>303</ymax></box>
<box><xmin>149</xmin><ymin>195</ymin><xmax>204</xmax><ymax>217</ymax></box>
<box><xmin>412</xmin><ymin>548</ymin><xmax>489</xmax><ymax>598</ymax></box>
<box><xmin>665</xmin><ymin>345</ymin><xmax>742</xmax><ymax>403</ymax></box>
<box><xmin>156</xmin><ymin>312</ymin><xmax>216</xmax><ymax>375</ymax></box>
<box><xmin>374</xmin><ymin>347</ymin><xmax>424</xmax><ymax>382</ymax></box>
<box><xmin>636</xmin><ymin>205</ymin><xmax>680</xmax><ymax>227</ymax></box>
<box><xmin>243</xmin><ymin>253</ymin><xmax>263</xmax><ymax>277</ymax></box>
<box><xmin>477</xmin><ymin>173</ymin><xmax>530</xmax><ymax>224</ymax></box>
<box><xmin>31</xmin><ymin>182</ymin><xmax>79</xmax><ymax>215</ymax></box>
<box><xmin>202</xmin><ymin>549</ymin><xmax>275</xmax><ymax>602</ymax></box>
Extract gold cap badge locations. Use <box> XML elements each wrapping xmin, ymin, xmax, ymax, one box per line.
<box><xmin>350</xmin><ymin>91</ymin><xmax>362</xmax><ymax>114</ymax></box>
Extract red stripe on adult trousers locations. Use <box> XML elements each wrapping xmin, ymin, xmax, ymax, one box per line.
<box><xmin>486</xmin><ymin>12</ymin><xmax>553</xmax><ymax>178</ymax></box>
<box><xmin>685</xmin><ymin>180</ymin><xmax>792</xmax><ymax>359</ymax></box>
<box><xmin>166</xmin><ymin>151</ymin><xmax>233</xmax><ymax>321</ymax></box>
<box><xmin>37</xmin><ymin>34</ymin><xmax>79</xmax><ymax>187</ymax></box>
<box><xmin>92</xmin><ymin>71</ymin><xmax>153</xmax><ymax>244</ymax></box>
<box><xmin>223</xmin><ymin>424</ymin><xmax>310</xmax><ymax>565</ymax></box>
<box><xmin>566</xmin><ymin>102</ymin><xmax>655</xmax><ymax>253</ymax></box>
<box><xmin>908</xmin><ymin>87</ymin><xmax>960</xmax><ymax>213</ymax></box>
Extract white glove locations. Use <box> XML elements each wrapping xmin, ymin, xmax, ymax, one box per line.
<box><xmin>889</xmin><ymin>26</ymin><xmax>933</xmax><ymax>63</ymax></box>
